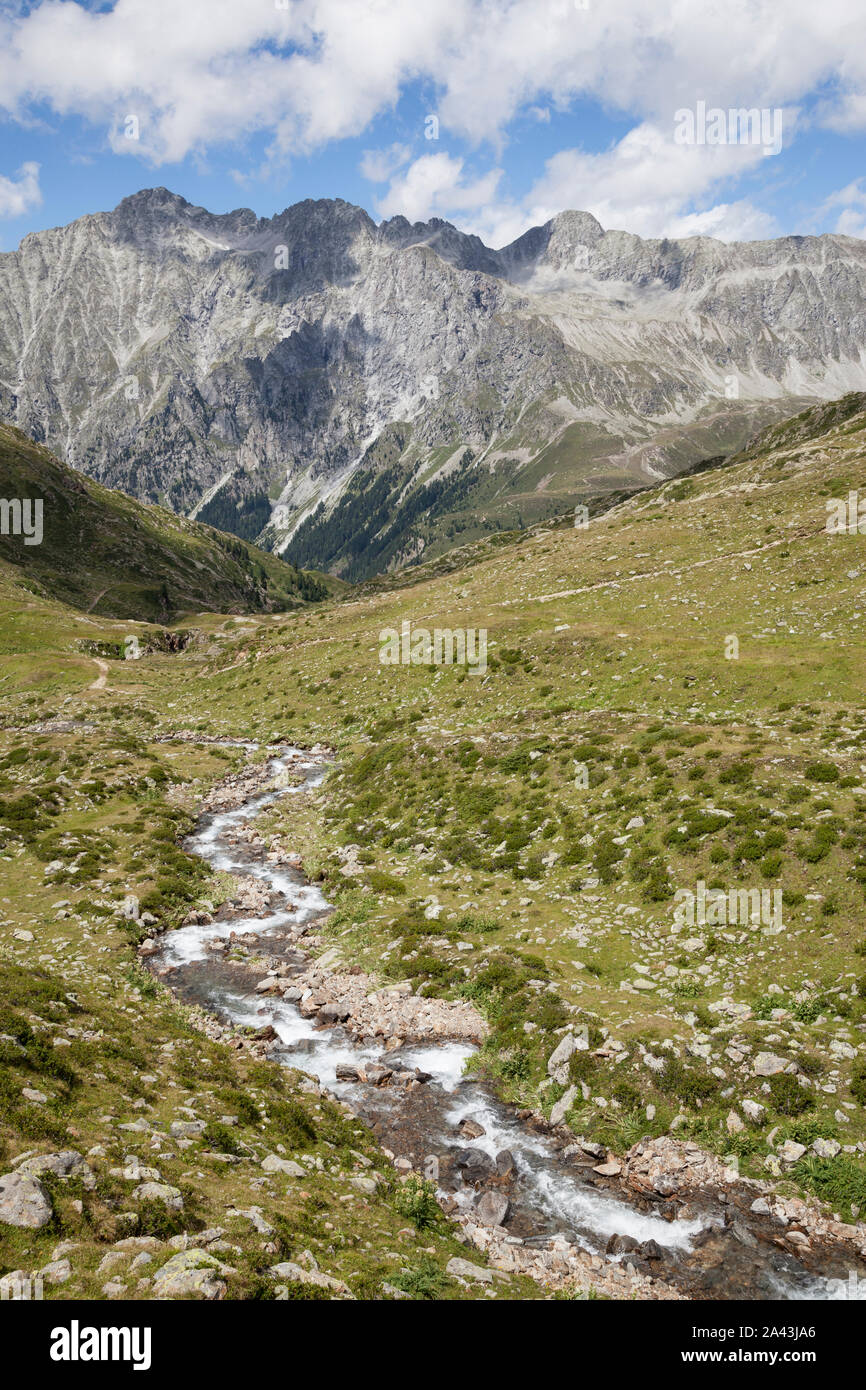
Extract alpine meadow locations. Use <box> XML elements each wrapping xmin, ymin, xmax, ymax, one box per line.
<box><xmin>2</xmin><ymin>0</ymin><xmax>866</xmax><ymax>1356</ymax></box>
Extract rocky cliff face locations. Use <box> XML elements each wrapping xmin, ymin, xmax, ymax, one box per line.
<box><xmin>1</xmin><ymin>187</ymin><xmax>865</xmax><ymax>577</ymax></box>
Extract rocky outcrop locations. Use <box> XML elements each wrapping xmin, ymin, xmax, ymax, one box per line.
<box><xmin>621</xmin><ymin>1137</ymin><xmax>866</xmax><ymax>1262</ymax></box>
<box><xmin>3</xmin><ymin>189</ymin><xmax>865</xmax><ymax>576</ymax></box>
<box><xmin>279</xmin><ymin>963</ymin><xmax>487</xmax><ymax>1045</ymax></box>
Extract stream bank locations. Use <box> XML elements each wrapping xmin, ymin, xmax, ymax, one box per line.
<box><xmin>143</xmin><ymin>744</ymin><xmax>866</xmax><ymax>1301</ymax></box>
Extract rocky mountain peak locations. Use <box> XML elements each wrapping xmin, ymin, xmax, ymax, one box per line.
<box><xmin>1</xmin><ymin>188</ymin><xmax>865</xmax><ymax>580</ymax></box>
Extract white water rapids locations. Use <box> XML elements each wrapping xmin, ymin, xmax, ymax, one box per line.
<box><xmin>153</xmin><ymin>744</ymin><xmax>857</xmax><ymax>1299</ymax></box>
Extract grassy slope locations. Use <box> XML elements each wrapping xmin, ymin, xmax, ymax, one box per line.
<box><xmin>4</xmin><ymin>389</ymin><xmax>866</xmax><ymax>1297</ymax></box>
<box><xmin>282</xmin><ymin>395</ymin><xmax>819</xmax><ymax>582</ymax></box>
<box><xmin>0</xmin><ymin>577</ymin><xmax>539</xmax><ymax>1300</ymax></box>
<box><xmin>127</xmin><ymin>392</ymin><xmax>866</xmax><ymax>1220</ymax></box>
<box><xmin>0</xmin><ymin>424</ymin><xmax>341</xmax><ymax>620</ymax></box>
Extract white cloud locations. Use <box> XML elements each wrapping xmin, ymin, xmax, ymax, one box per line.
<box><xmin>375</xmin><ymin>153</ymin><xmax>503</xmax><ymax>223</ymax></box>
<box><xmin>359</xmin><ymin>143</ymin><xmax>413</xmax><ymax>184</ymax></box>
<box><xmin>0</xmin><ymin>162</ymin><xmax>41</xmax><ymax>218</ymax></box>
<box><xmin>821</xmin><ymin>179</ymin><xmax>866</xmax><ymax>239</ymax></box>
<box><xmin>1</xmin><ymin>0</ymin><xmax>865</xmax><ymax>166</ymax></box>
<box><xmin>383</xmin><ymin>124</ymin><xmax>782</xmax><ymax>246</ymax></box>
<box><xmin>835</xmin><ymin>210</ymin><xmax>866</xmax><ymax>238</ymax></box>
<box><xmin>665</xmin><ymin>201</ymin><xmax>778</xmax><ymax>242</ymax></box>
<box><xmin>1</xmin><ymin>1</ymin><xmax>865</xmax><ymax>240</ymax></box>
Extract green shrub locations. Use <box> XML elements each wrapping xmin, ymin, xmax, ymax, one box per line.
<box><xmin>390</xmin><ymin>1256</ymin><xmax>450</xmax><ymax>1299</ymax></box>
<box><xmin>202</xmin><ymin>1121</ymin><xmax>244</xmax><ymax>1155</ymax></box>
<box><xmin>393</xmin><ymin>1177</ymin><xmax>441</xmax><ymax>1231</ymax></box>
<box><xmin>795</xmin><ymin>1155</ymin><xmax>866</xmax><ymax>1221</ymax></box>
<box><xmin>804</xmin><ymin>761</ymin><xmax>840</xmax><ymax>783</ymax></box>
<box><xmin>767</xmin><ymin>1073</ymin><xmax>814</xmax><ymax>1116</ymax></box>
<box><xmin>658</xmin><ymin>1058</ymin><xmax>719</xmax><ymax>1106</ymax></box>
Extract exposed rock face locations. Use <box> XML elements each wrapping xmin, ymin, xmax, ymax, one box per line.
<box><xmin>2</xmin><ymin>188</ymin><xmax>865</xmax><ymax>577</ymax></box>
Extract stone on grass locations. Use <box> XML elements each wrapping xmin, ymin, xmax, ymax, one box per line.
<box><xmin>777</xmin><ymin>1141</ymin><xmax>806</xmax><ymax>1164</ymax></box>
<box><xmin>446</xmin><ymin>1257</ymin><xmax>493</xmax><ymax>1284</ymax></box>
<box><xmin>547</xmin><ymin>1033</ymin><xmax>580</xmax><ymax>1085</ymax></box>
<box><xmin>753</xmin><ymin>1052</ymin><xmax>789</xmax><ymax>1077</ymax></box>
<box><xmin>261</xmin><ymin>1154</ymin><xmax>305</xmax><ymax>1177</ymax></box>
<box><xmin>0</xmin><ymin>1171</ymin><xmax>52</xmax><ymax>1229</ymax></box>
<box><xmin>269</xmin><ymin>1261</ymin><xmax>354</xmax><ymax>1297</ymax></box>
<box><xmin>132</xmin><ymin>1182</ymin><xmax>183</xmax><ymax>1211</ymax></box>
<box><xmin>742</xmin><ymin>1100</ymin><xmax>765</xmax><ymax>1123</ymax></box>
<box><xmin>152</xmin><ymin>1250</ymin><xmax>227</xmax><ymax>1300</ymax></box>
<box><xmin>812</xmin><ymin>1138</ymin><xmax>841</xmax><ymax>1159</ymax></box>
<box><xmin>549</xmin><ymin>1085</ymin><xmax>577</xmax><ymax>1127</ymax></box>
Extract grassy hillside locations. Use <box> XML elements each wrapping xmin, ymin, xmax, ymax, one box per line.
<box><xmin>281</xmin><ymin>397</ymin><xmax>815</xmax><ymax>582</ymax></box>
<box><xmin>4</xmin><ymin>391</ymin><xmax>866</xmax><ymax>1299</ymax></box>
<box><xmin>114</xmin><ymin>391</ymin><xmax>866</xmax><ymax>1220</ymax></box>
<box><xmin>0</xmin><ymin>574</ymin><xmax>541</xmax><ymax>1300</ymax></box>
<box><xmin>0</xmin><ymin>424</ymin><xmax>338</xmax><ymax>620</ymax></box>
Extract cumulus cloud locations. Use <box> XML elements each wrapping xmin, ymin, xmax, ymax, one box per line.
<box><xmin>389</xmin><ymin>124</ymin><xmax>783</xmax><ymax>247</ymax></box>
<box><xmin>0</xmin><ymin>162</ymin><xmax>41</xmax><ymax>218</ymax></box>
<box><xmin>1</xmin><ymin>0</ymin><xmax>864</xmax><ymax>163</ymax></box>
<box><xmin>375</xmin><ymin>154</ymin><xmax>503</xmax><ymax>223</ymax></box>
<box><xmin>821</xmin><ymin>179</ymin><xmax>866</xmax><ymax>239</ymax></box>
<box><xmin>359</xmin><ymin>143</ymin><xmax>413</xmax><ymax>184</ymax></box>
<box><xmin>1</xmin><ymin>1</ymin><xmax>865</xmax><ymax>238</ymax></box>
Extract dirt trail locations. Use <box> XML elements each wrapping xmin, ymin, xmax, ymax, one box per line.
<box><xmin>497</xmin><ymin>526</ymin><xmax>816</xmax><ymax>608</ymax></box>
<box><xmin>89</xmin><ymin>658</ymin><xmax>109</xmax><ymax>690</ymax></box>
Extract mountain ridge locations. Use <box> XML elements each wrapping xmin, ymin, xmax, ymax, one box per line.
<box><xmin>1</xmin><ymin>188</ymin><xmax>865</xmax><ymax>578</ymax></box>
<box><xmin>0</xmin><ymin>422</ymin><xmax>335</xmax><ymax>620</ymax></box>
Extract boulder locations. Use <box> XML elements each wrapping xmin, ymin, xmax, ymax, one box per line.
<box><xmin>812</xmin><ymin>1138</ymin><xmax>841</xmax><ymax>1159</ymax></box>
<box><xmin>637</xmin><ymin>1239</ymin><xmax>664</xmax><ymax>1261</ymax></box>
<box><xmin>446</xmin><ymin>1257</ymin><xmax>493</xmax><ymax>1284</ymax></box>
<box><xmin>593</xmin><ymin>1160</ymin><xmax>623</xmax><ymax>1177</ymax></box>
<box><xmin>0</xmin><ymin>1171</ymin><xmax>52</xmax><ymax>1229</ymax></box>
<box><xmin>606</xmin><ymin>1233</ymin><xmax>640</xmax><ymax>1256</ymax></box>
<box><xmin>16</xmin><ymin>1150</ymin><xmax>95</xmax><ymax>1190</ymax></box>
<box><xmin>475</xmin><ymin>1190</ymin><xmax>510</xmax><ymax>1227</ymax></box>
<box><xmin>318</xmin><ymin>1001</ymin><xmax>352</xmax><ymax>1024</ymax></box>
<box><xmin>132</xmin><ymin>1182</ymin><xmax>183</xmax><ymax>1211</ymax></box>
<box><xmin>362</xmin><ymin>1064</ymin><xmax>393</xmax><ymax>1087</ymax></box>
<box><xmin>777</xmin><ymin>1141</ymin><xmax>807</xmax><ymax>1165</ymax></box>
<box><xmin>458</xmin><ymin>1117</ymin><xmax>486</xmax><ymax>1140</ymax></box>
<box><xmin>547</xmin><ymin>1033</ymin><xmax>580</xmax><ymax>1085</ymax></box>
<box><xmin>742</xmin><ymin>1099</ymin><xmax>766</xmax><ymax>1123</ymax></box>
<box><xmin>351</xmin><ymin>1175</ymin><xmax>378</xmax><ymax>1196</ymax></box>
<box><xmin>493</xmin><ymin>1150</ymin><xmax>518</xmax><ymax>1184</ymax></box>
<box><xmin>753</xmin><ymin>1052</ymin><xmax>789</xmax><ymax>1076</ymax></box>
<box><xmin>550</xmin><ymin>1085</ymin><xmax>577</xmax><ymax>1126</ymax></box>
<box><xmin>169</xmin><ymin>1120</ymin><xmax>206</xmax><ymax>1138</ymax></box>
<box><xmin>261</xmin><ymin>1155</ymin><xmax>305</xmax><ymax>1177</ymax></box>
<box><xmin>269</xmin><ymin>1261</ymin><xmax>354</xmax><ymax>1297</ymax></box>
<box><xmin>453</xmin><ymin>1148</ymin><xmax>495</xmax><ymax>1184</ymax></box>
<box><xmin>152</xmin><ymin>1250</ymin><xmax>226</xmax><ymax>1300</ymax></box>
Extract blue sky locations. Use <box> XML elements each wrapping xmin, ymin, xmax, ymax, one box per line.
<box><xmin>1</xmin><ymin>0</ymin><xmax>866</xmax><ymax>251</ymax></box>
